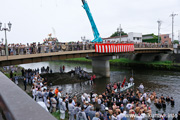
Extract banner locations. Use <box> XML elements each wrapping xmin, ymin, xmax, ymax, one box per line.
<box><xmin>95</xmin><ymin>43</ymin><xmax>134</xmax><ymax>53</ymax></box>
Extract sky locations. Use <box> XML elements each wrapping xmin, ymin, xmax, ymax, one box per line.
<box><xmin>0</xmin><ymin>0</ymin><xmax>180</xmax><ymax>44</ymax></box>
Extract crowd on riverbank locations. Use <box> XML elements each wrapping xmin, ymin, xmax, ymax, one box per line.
<box><xmin>4</xmin><ymin>65</ymin><xmax>179</xmax><ymax>120</ymax></box>
<box><xmin>15</xmin><ymin>68</ymin><xmax>178</xmax><ymax>120</ymax></box>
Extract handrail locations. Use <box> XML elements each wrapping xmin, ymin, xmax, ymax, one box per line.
<box><xmin>0</xmin><ymin>43</ymin><xmax>173</xmax><ymax>57</ymax></box>
<box><xmin>0</xmin><ymin>72</ymin><xmax>56</xmax><ymax>120</ymax></box>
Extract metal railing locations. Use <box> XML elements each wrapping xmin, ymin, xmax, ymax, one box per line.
<box><xmin>0</xmin><ymin>43</ymin><xmax>173</xmax><ymax>56</ymax></box>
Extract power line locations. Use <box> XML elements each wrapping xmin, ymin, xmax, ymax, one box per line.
<box><xmin>161</xmin><ymin>24</ymin><xmax>171</xmax><ymax>29</ymax></box>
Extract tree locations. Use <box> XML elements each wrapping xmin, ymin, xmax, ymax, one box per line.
<box><xmin>110</xmin><ymin>31</ymin><xmax>127</xmax><ymax>37</ymax></box>
<box><xmin>173</xmin><ymin>40</ymin><xmax>179</xmax><ymax>44</ymax></box>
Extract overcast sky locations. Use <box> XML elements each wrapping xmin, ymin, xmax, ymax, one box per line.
<box><xmin>0</xmin><ymin>0</ymin><xmax>180</xmax><ymax>44</ymax></box>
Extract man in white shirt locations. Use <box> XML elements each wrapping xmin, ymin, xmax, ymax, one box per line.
<box><xmin>81</xmin><ymin>94</ymin><xmax>85</xmax><ymax>103</ymax></box>
<box><xmin>117</xmin><ymin>111</ymin><xmax>126</xmax><ymax>120</ymax></box>
<box><xmin>139</xmin><ymin>83</ymin><xmax>144</xmax><ymax>93</ymax></box>
<box><xmin>135</xmin><ymin>114</ymin><xmax>143</xmax><ymax>120</ymax></box>
<box><xmin>126</xmin><ymin>102</ymin><xmax>132</xmax><ymax>110</ymax></box>
<box><xmin>141</xmin><ymin>111</ymin><xmax>147</xmax><ymax>119</ymax></box>
<box><xmin>139</xmin><ymin>83</ymin><xmax>144</xmax><ymax>89</ymax></box>
<box><xmin>60</xmin><ymin>97</ymin><xmax>67</xmax><ymax>120</ymax></box>
<box><xmin>129</xmin><ymin>77</ymin><xmax>134</xmax><ymax>84</ymax></box>
<box><xmin>77</xmin><ymin>107</ymin><xmax>87</xmax><ymax>120</ymax></box>
<box><xmin>57</xmin><ymin>90</ymin><xmax>62</xmax><ymax>99</ymax></box>
<box><xmin>68</xmin><ymin>99</ymin><xmax>75</xmax><ymax>120</ymax></box>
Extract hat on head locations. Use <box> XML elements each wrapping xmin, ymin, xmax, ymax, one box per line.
<box><xmin>85</xmin><ymin>101</ymin><xmax>89</xmax><ymax>104</ymax></box>
<box><xmin>105</xmin><ymin>107</ymin><xmax>109</xmax><ymax>111</ymax></box>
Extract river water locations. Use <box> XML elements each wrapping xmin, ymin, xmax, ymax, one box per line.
<box><xmin>20</xmin><ymin>61</ymin><xmax>180</xmax><ymax>115</ymax></box>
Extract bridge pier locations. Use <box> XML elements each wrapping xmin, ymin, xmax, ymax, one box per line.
<box><xmin>91</xmin><ymin>56</ymin><xmax>112</xmax><ymax>77</ymax></box>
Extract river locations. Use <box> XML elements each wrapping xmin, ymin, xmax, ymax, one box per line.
<box><xmin>20</xmin><ymin>61</ymin><xmax>180</xmax><ymax>115</ymax></box>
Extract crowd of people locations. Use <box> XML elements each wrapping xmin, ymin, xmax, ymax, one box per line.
<box><xmin>68</xmin><ymin>66</ymin><xmax>96</xmax><ymax>81</ymax></box>
<box><xmin>0</xmin><ymin>41</ymin><xmax>95</xmax><ymax>56</ymax></box>
<box><xmin>25</xmin><ymin>71</ymin><xmax>178</xmax><ymax>120</ymax></box>
<box><xmin>5</xmin><ymin>65</ymin><xmax>179</xmax><ymax>120</ymax></box>
<box><xmin>0</xmin><ymin>41</ymin><xmax>172</xmax><ymax>56</ymax></box>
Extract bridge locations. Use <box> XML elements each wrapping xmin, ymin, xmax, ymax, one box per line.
<box><xmin>0</xmin><ymin>43</ymin><xmax>173</xmax><ymax>77</ymax></box>
<box><xmin>0</xmin><ymin>48</ymin><xmax>172</xmax><ymax>66</ymax></box>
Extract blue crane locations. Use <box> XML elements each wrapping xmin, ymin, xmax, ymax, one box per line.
<box><xmin>82</xmin><ymin>0</ymin><xmax>103</xmax><ymax>43</ymax></box>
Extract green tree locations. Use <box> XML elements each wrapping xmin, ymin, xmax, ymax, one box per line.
<box><xmin>110</xmin><ymin>31</ymin><xmax>127</xmax><ymax>37</ymax></box>
<box><xmin>173</xmin><ymin>40</ymin><xmax>179</xmax><ymax>44</ymax></box>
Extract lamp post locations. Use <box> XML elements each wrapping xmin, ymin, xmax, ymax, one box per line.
<box><xmin>81</xmin><ymin>36</ymin><xmax>86</xmax><ymax>50</ymax></box>
<box><xmin>81</xmin><ymin>36</ymin><xmax>86</xmax><ymax>42</ymax></box>
<box><xmin>117</xmin><ymin>24</ymin><xmax>122</xmax><ymax>43</ymax></box>
<box><xmin>0</xmin><ymin>22</ymin><xmax>12</xmax><ymax>60</ymax></box>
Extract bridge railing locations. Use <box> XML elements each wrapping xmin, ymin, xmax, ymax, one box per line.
<box><xmin>134</xmin><ymin>43</ymin><xmax>173</xmax><ymax>48</ymax></box>
<box><xmin>0</xmin><ymin>43</ymin><xmax>173</xmax><ymax>56</ymax></box>
<box><xmin>0</xmin><ymin>72</ymin><xmax>56</xmax><ymax>120</ymax></box>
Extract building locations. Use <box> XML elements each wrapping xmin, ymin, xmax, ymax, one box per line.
<box><xmin>142</xmin><ymin>34</ymin><xmax>159</xmax><ymax>43</ymax></box>
<box><xmin>128</xmin><ymin>32</ymin><xmax>142</xmax><ymax>43</ymax></box>
<box><xmin>160</xmin><ymin>34</ymin><xmax>171</xmax><ymax>45</ymax></box>
<box><xmin>103</xmin><ymin>32</ymin><xmax>142</xmax><ymax>43</ymax></box>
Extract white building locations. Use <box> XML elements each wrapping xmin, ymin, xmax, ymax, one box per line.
<box><xmin>128</xmin><ymin>32</ymin><xmax>142</xmax><ymax>43</ymax></box>
<box><xmin>103</xmin><ymin>35</ymin><xmax>128</xmax><ymax>43</ymax></box>
<box><xmin>103</xmin><ymin>32</ymin><xmax>142</xmax><ymax>43</ymax></box>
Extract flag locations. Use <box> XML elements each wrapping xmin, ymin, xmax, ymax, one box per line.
<box><xmin>121</xmin><ymin>76</ymin><xmax>126</xmax><ymax>88</ymax></box>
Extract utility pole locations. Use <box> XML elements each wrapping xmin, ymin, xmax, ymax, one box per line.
<box><xmin>0</xmin><ymin>22</ymin><xmax>12</xmax><ymax>60</ymax></box>
<box><xmin>117</xmin><ymin>24</ymin><xmax>122</xmax><ymax>43</ymax></box>
<box><xmin>157</xmin><ymin>20</ymin><xmax>162</xmax><ymax>43</ymax></box>
<box><xmin>119</xmin><ymin>24</ymin><xmax>122</xmax><ymax>43</ymax></box>
<box><xmin>170</xmin><ymin>13</ymin><xmax>178</xmax><ymax>43</ymax></box>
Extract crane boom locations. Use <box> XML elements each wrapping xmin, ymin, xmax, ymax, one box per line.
<box><xmin>82</xmin><ymin>0</ymin><xmax>103</xmax><ymax>43</ymax></box>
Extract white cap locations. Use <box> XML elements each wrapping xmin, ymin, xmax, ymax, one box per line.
<box><xmin>85</xmin><ymin>101</ymin><xmax>89</xmax><ymax>104</ymax></box>
<box><xmin>105</xmin><ymin>107</ymin><xmax>109</xmax><ymax>110</ymax></box>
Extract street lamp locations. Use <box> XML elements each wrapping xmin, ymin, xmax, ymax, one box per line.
<box><xmin>0</xmin><ymin>22</ymin><xmax>12</xmax><ymax>59</ymax></box>
<box><xmin>81</xmin><ymin>36</ymin><xmax>86</xmax><ymax>50</ymax></box>
<box><xmin>117</xmin><ymin>24</ymin><xmax>122</xmax><ymax>43</ymax></box>
<box><xmin>81</xmin><ymin>36</ymin><xmax>86</xmax><ymax>41</ymax></box>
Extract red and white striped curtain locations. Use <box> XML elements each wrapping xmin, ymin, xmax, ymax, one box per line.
<box><xmin>95</xmin><ymin>44</ymin><xmax>134</xmax><ymax>53</ymax></box>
